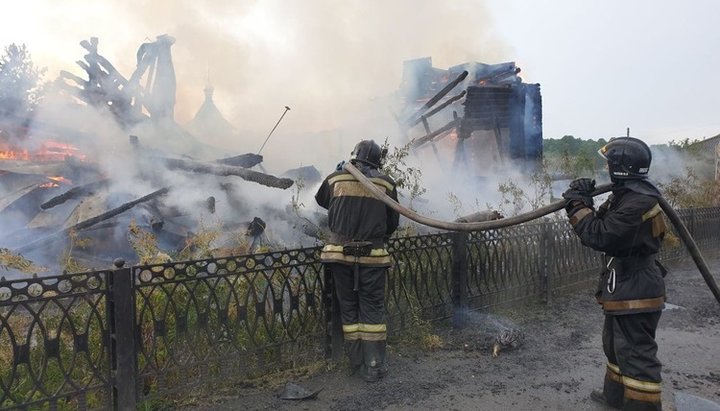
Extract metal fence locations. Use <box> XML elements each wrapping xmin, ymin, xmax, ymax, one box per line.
<box><xmin>0</xmin><ymin>271</ymin><xmax>114</xmax><ymax>410</ymax></box>
<box><xmin>1</xmin><ymin>207</ymin><xmax>718</xmax><ymax>410</ymax></box>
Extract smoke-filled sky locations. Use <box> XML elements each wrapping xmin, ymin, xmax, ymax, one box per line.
<box><xmin>1</xmin><ymin>0</ymin><xmax>719</xmax><ymax>157</ymax></box>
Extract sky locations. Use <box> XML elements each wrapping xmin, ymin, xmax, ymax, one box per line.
<box><xmin>1</xmin><ymin>0</ymin><xmax>719</xmax><ymax>156</ymax></box>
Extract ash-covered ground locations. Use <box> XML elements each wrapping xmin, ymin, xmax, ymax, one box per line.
<box><xmin>191</xmin><ymin>257</ymin><xmax>720</xmax><ymax>411</ymax></box>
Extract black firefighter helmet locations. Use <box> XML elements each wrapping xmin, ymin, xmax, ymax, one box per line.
<box><xmin>598</xmin><ymin>137</ymin><xmax>652</xmax><ymax>180</ymax></box>
<box><xmin>350</xmin><ymin>139</ymin><xmax>383</xmax><ymax>168</ymax></box>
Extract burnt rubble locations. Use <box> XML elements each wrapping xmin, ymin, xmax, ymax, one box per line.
<box><xmin>0</xmin><ymin>35</ymin><xmax>323</xmax><ymax>274</ymax></box>
<box><xmin>399</xmin><ymin>58</ymin><xmax>543</xmax><ymax>176</ymax></box>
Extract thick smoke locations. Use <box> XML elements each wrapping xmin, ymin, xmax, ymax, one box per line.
<box><xmin>4</xmin><ymin>2</ymin><xmax>712</xmax><ymax>279</ymax></box>
<box><xmin>1</xmin><ymin>1</ymin><xmax>572</xmax><ymax>276</ymax></box>
<box><xmin>2</xmin><ymin>0</ymin><xmax>510</xmax><ymax>169</ymax></box>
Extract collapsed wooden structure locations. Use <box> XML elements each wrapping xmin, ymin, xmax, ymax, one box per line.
<box><xmin>0</xmin><ymin>36</ymin><xmax>322</xmax><ymax>273</ymax></box>
<box><xmin>398</xmin><ymin>58</ymin><xmax>543</xmax><ymax>177</ymax></box>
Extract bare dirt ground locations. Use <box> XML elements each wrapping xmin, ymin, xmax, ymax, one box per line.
<box><xmin>193</xmin><ymin>257</ymin><xmax>720</xmax><ymax>411</ymax></box>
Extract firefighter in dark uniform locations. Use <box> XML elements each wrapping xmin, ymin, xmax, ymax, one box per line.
<box><xmin>315</xmin><ymin>139</ymin><xmax>400</xmax><ymax>382</ymax></box>
<box><xmin>563</xmin><ymin>137</ymin><xmax>667</xmax><ymax>411</ymax></box>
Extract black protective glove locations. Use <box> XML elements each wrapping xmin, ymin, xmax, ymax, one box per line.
<box><xmin>596</xmin><ymin>194</ymin><xmax>615</xmax><ymax>218</ymax></box>
<box><xmin>562</xmin><ymin>178</ymin><xmax>596</xmax><ymax>214</ymax></box>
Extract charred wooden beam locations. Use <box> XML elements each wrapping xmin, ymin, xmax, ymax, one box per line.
<box><xmin>486</xmin><ymin>67</ymin><xmax>521</xmax><ymax>84</ymax></box>
<box><xmin>59</xmin><ymin>70</ymin><xmax>88</xmax><ymax>88</ymax></box>
<box><xmin>64</xmin><ymin>38</ymin><xmax>146</xmax><ymax>125</ymax></box>
<box><xmin>75</xmin><ymin>60</ymin><xmax>91</xmax><ymax>74</ymax></box>
<box><xmin>492</xmin><ymin>115</ymin><xmax>505</xmax><ymax>164</ymax></box>
<box><xmin>407</xmin><ymin>90</ymin><xmax>466</xmax><ymax>128</ymax></box>
<box><xmin>72</xmin><ymin>187</ymin><xmax>169</xmax><ymax>231</ymax></box>
<box><xmin>406</xmin><ymin>70</ymin><xmax>468</xmax><ymax>125</ymax></box>
<box><xmin>410</xmin><ymin>118</ymin><xmax>462</xmax><ymax>149</ymax></box>
<box><xmin>16</xmin><ymin>187</ymin><xmax>170</xmax><ymax>253</ymax></box>
<box><xmin>79</xmin><ymin>37</ymin><xmax>129</xmax><ymax>86</ymax></box>
<box><xmin>215</xmin><ymin>153</ymin><xmax>264</xmax><ymax>168</ymax></box>
<box><xmin>163</xmin><ymin>157</ymin><xmax>294</xmax><ymax>189</ymax></box>
<box><xmin>40</xmin><ymin>179</ymin><xmax>110</xmax><ymax>210</ymax></box>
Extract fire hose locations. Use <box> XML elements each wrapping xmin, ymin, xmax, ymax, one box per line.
<box><xmin>344</xmin><ymin>162</ymin><xmax>720</xmax><ymax>306</ymax></box>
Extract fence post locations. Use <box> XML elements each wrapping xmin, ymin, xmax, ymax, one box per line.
<box><xmin>451</xmin><ymin>231</ymin><xmax>469</xmax><ymax>329</ymax></box>
<box><xmin>109</xmin><ymin>259</ymin><xmax>137</xmax><ymax>410</ymax></box>
<box><xmin>323</xmin><ymin>265</ymin><xmax>343</xmax><ymax>361</ymax></box>
<box><xmin>541</xmin><ymin>222</ymin><xmax>552</xmax><ymax>304</ymax></box>
<box><xmin>688</xmin><ymin>209</ymin><xmax>696</xmax><ymax>258</ymax></box>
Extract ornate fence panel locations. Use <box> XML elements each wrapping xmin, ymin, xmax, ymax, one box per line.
<box><xmin>543</xmin><ymin>219</ymin><xmax>605</xmax><ymax>294</ymax></box>
<box><xmin>386</xmin><ymin>234</ymin><xmax>454</xmax><ymax>331</ymax></box>
<box><xmin>654</xmin><ymin>208</ymin><xmax>720</xmax><ymax>262</ymax></box>
<box><xmin>0</xmin><ymin>271</ymin><xmax>113</xmax><ymax>410</ymax></box>
<box><xmin>690</xmin><ymin>208</ymin><xmax>720</xmax><ymax>250</ymax></box>
<box><xmin>466</xmin><ymin>224</ymin><xmax>546</xmax><ymax>309</ymax></box>
<box><xmin>1</xmin><ymin>206</ymin><xmax>718</xmax><ymax>409</ymax></box>
<box><xmin>131</xmin><ymin>247</ymin><xmax>325</xmax><ymax>404</ymax></box>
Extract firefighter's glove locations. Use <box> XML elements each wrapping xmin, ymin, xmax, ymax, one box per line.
<box><xmin>596</xmin><ymin>195</ymin><xmax>614</xmax><ymax>218</ymax></box>
<box><xmin>562</xmin><ymin>178</ymin><xmax>595</xmax><ymax>214</ymax></box>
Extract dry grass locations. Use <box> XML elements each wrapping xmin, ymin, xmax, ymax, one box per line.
<box><xmin>129</xmin><ymin>218</ymin><xmax>256</xmax><ymax>264</ymax></box>
<box><xmin>0</xmin><ymin>248</ymin><xmax>47</xmax><ymax>274</ymax></box>
<box><xmin>663</xmin><ymin>231</ymin><xmax>681</xmax><ymax>248</ymax></box>
<box><xmin>421</xmin><ymin>334</ymin><xmax>445</xmax><ymax>350</ymax></box>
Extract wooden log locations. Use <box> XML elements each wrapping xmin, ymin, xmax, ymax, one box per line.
<box><xmin>410</xmin><ymin>118</ymin><xmax>462</xmax><ymax>149</ymax></box>
<box><xmin>163</xmin><ymin>157</ymin><xmax>294</xmax><ymax>189</ymax></box>
<box><xmin>59</xmin><ymin>70</ymin><xmax>88</xmax><ymax>88</ymax></box>
<box><xmin>215</xmin><ymin>153</ymin><xmax>264</xmax><ymax>168</ymax></box>
<box><xmin>16</xmin><ymin>187</ymin><xmax>170</xmax><ymax>253</ymax></box>
<box><xmin>405</xmin><ymin>70</ymin><xmax>468</xmax><ymax>124</ymax></box>
<box><xmin>493</xmin><ymin>116</ymin><xmax>505</xmax><ymax>164</ymax></box>
<box><xmin>407</xmin><ymin>90</ymin><xmax>466</xmax><ymax>128</ymax></box>
<box><xmin>40</xmin><ymin>179</ymin><xmax>110</xmax><ymax>210</ymax></box>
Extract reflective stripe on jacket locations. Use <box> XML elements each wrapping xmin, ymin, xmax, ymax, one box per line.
<box><xmin>315</xmin><ymin>165</ymin><xmax>399</xmax><ymax>266</ymax></box>
<box><xmin>570</xmin><ymin>183</ymin><xmax>667</xmax><ymax>315</ymax></box>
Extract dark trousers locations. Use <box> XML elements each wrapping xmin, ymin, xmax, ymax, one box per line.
<box><xmin>328</xmin><ymin>263</ymin><xmax>387</xmax><ymax>370</ymax></box>
<box><xmin>602</xmin><ymin>312</ymin><xmax>662</xmax><ymax>411</ymax></box>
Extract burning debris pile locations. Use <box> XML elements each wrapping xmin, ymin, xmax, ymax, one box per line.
<box><xmin>398</xmin><ymin>58</ymin><xmax>543</xmax><ymax>179</ymax></box>
<box><xmin>0</xmin><ymin>36</ymin><xmax>323</xmax><ymax>277</ymax></box>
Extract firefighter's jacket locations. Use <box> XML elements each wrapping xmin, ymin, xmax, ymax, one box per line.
<box><xmin>315</xmin><ymin>163</ymin><xmax>400</xmax><ymax>267</ymax></box>
<box><xmin>569</xmin><ymin>179</ymin><xmax>667</xmax><ymax>315</ymax></box>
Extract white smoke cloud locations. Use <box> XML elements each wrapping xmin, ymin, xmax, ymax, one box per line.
<box><xmin>4</xmin><ymin>1</ymin><xmax>585</xmax><ymax>275</ymax></box>
<box><xmin>3</xmin><ymin>1</ymin><xmax>512</xmax><ymax>166</ymax></box>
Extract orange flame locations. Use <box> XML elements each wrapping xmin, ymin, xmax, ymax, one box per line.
<box><xmin>39</xmin><ymin>176</ymin><xmax>72</xmax><ymax>189</ymax></box>
<box><xmin>0</xmin><ymin>148</ymin><xmax>30</xmax><ymax>160</ymax></box>
<box><xmin>0</xmin><ymin>140</ymin><xmax>86</xmax><ymax>162</ymax></box>
<box><xmin>35</xmin><ymin>141</ymin><xmax>87</xmax><ymax>162</ymax></box>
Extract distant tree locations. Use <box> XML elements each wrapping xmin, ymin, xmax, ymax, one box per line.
<box><xmin>0</xmin><ymin>43</ymin><xmax>46</xmax><ymax>119</ymax></box>
<box><xmin>543</xmin><ymin>135</ymin><xmax>607</xmax><ymax>177</ymax></box>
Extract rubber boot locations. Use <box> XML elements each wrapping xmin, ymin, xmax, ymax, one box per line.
<box><xmin>590</xmin><ymin>390</ymin><xmax>621</xmax><ymax>410</ymax></box>
<box><xmin>345</xmin><ymin>340</ymin><xmax>362</xmax><ymax>376</ymax></box>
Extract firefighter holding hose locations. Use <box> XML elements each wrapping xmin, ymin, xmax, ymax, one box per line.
<box><xmin>315</xmin><ymin>139</ymin><xmax>400</xmax><ymax>382</ymax></box>
<box><xmin>563</xmin><ymin>137</ymin><xmax>667</xmax><ymax>411</ymax></box>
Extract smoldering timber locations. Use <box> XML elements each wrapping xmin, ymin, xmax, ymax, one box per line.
<box><xmin>161</xmin><ymin>157</ymin><xmax>294</xmax><ymax>189</ymax></box>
